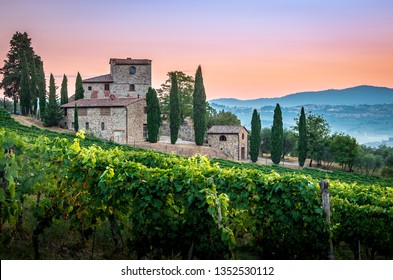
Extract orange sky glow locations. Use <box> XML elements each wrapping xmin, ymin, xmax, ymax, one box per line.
<box><xmin>1</xmin><ymin>0</ymin><xmax>393</xmax><ymax>100</ymax></box>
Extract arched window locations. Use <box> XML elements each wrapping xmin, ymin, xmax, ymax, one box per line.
<box><xmin>129</xmin><ymin>66</ymin><xmax>136</xmax><ymax>74</ymax></box>
<box><xmin>219</xmin><ymin>135</ymin><xmax>227</xmax><ymax>141</ymax></box>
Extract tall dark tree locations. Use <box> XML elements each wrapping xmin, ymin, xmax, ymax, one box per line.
<box><xmin>271</xmin><ymin>103</ymin><xmax>283</xmax><ymax>164</ymax></box>
<box><xmin>43</xmin><ymin>74</ymin><xmax>62</xmax><ymax>126</ymax></box>
<box><xmin>193</xmin><ymin>65</ymin><xmax>207</xmax><ymax>146</ymax></box>
<box><xmin>19</xmin><ymin>53</ymin><xmax>32</xmax><ymax>115</ymax></box>
<box><xmin>250</xmin><ymin>109</ymin><xmax>261</xmax><ymax>162</ymax></box>
<box><xmin>146</xmin><ymin>87</ymin><xmax>161</xmax><ymax>143</ymax></box>
<box><xmin>169</xmin><ymin>73</ymin><xmax>180</xmax><ymax>144</ymax></box>
<box><xmin>60</xmin><ymin>74</ymin><xmax>68</xmax><ymax>105</ymax></box>
<box><xmin>74</xmin><ymin>103</ymin><xmax>79</xmax><ymax>132</ymax></box>
<box><xmin>298</xmin><ymin>107</ymin><xmax>307</xmax><ymax>167</ymax></box>
<box><xmin>37</xmin><ymin>60</ymin><xmax>46</xmax><ymax>119</ymax></box>
<box><xmin>0</xmin><ymin>31</ymin><xmax>40</xmax><ymax>113</ymax></box>
<box><xmin>75</xmin><ymin>72</ymin><xmax>84</xmax><ymax>100</ymax></box>
<box><xmin>30</xmin><ymin>57</ymin><xmax>39</xmax><ymax>116</ymax></box>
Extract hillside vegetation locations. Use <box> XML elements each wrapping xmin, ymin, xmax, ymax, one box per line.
<box><xmin>1</xmin><ymin>109</ymin><xmax>392</xmax><ymax>260</ymax></box>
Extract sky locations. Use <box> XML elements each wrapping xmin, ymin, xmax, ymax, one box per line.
<box><xmin>1</xmin><ymin>0</ymin><xmax>393</xmax><ymax>100</ymax></box>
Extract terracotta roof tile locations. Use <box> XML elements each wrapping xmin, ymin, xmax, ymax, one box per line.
<box><xmin>109</xmin><ymin>58</ymin><xmax>151</xmax><ymax>65</ymax></box>
<box><xmin>82</xmin><ymin>74</ymin><xmax>113</xmax><ymax>83</ymax></box>
<box><xmin>207</xmin><ymin>125</ymin><xmax>248</xmax><ymax>134</ymax></box>
<box><xmin>60</xmin><ymin>97</ymin><xmax>144</xmax><ymax>108</ymax></box>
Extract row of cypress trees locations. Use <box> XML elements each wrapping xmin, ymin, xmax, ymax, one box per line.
<box><xmin>249</xmin><ymin>104</ymin><xmax>307</xmax><ymax>167</ymax></box>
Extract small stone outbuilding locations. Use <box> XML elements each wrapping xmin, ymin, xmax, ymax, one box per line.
<box><xmin>207</xmin><ymin>125</ymin><xmax>248</xmax><ymax>160</ymax></box>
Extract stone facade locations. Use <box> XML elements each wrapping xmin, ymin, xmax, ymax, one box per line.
<box><xmin>207</xmin><ymin>126</ymin><xmax>248</xmax><ymax>160</ymax></box>
<box><xmin>83</xmin><ymin>58</ymin><xmax>151</xmax><ymax>99</ymax></box>
<box><xmin>160</xmin><ymin>117</ymin><xmax>195</xmax><ymax>142</ymax></box>
<box><xmin>62</xmin><ymin>98</ymin><xmax>147</xmax><ymax>144</ymax></box>
<box><xmin>61</xmin><ymin>58</ymin><xmax>151</xmax><ymax>144</ymax></box>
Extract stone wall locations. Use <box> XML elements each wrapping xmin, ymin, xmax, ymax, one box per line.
<box><xmin>160</xmin><ymin>119</ymin><xmax>195</xmax><ymax>142</ymax></box>
<box><xmin>65</xmin><ymin>107</ymin><xmax>127</xmax><ymax>144</ymax></box>
<box><xmin>126</xmin><ymin>99</ymin><xmax>147</xmax><ymax>144</ymax></box>
<box><xmin>207</xmin><ymin>134</ymin><xmax>239</xmax><ymax>159</ymax></box>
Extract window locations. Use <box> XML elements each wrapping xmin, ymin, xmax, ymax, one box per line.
<box><xmin>143</xmin><ymin>124</ymin><xmax>148</xmax><ymax>139</ymax></box>
<box><xmin>242</xmin><ymin>133</ymin><xmax>245</xmax><ymax>140</ymax></box>
<box><xmin>144</xmin><ymin>106</ymin><xmax>147</xmax><ymax>114</ymax></box>
<box><xmin>85</xmin><ymin>122</ymin><xmax>89</xmax><ymax>130</ymax></box>
<box><xmin>219</xmin><ymin>135</ymin><xmax>227</xmax><ymax>141</ymax></box>
<box><xmin>129</xmin><ymin>66</ymin><xmax>136</xmax><ymax>74</ymax></box>
<box><xmin>100</xmin><ymin>107</ymin><xmax>111</xmax><ymax>116</ymax></box>
<box><xmin>88</xmin><ymin>86</ymin><xmax>92</xmax><ymax>90</ymax></box>
<box><xmin>129</xmin><ymin>84</ymin><xmax>135</xmax><ymax>91</ymax></box>
<box><xmin>64</xmin><ymin>108</ymin><xmax>67</xmax><ymax>116</ymax></box>
<box><xmin>101</xmin><ymin>122</ymin><xmax>105</xmax><ymax>131</ymax></box>
<box><xmin>104</xmin><ymin>83</ymin><xmax>110</xmax><ymax>91</ymax></box>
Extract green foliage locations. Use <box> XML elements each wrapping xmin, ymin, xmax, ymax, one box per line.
<box><xmin>74</xmin><ymin>104</ymin><xmax>79</xmax><ymax>132</ymax></box>
<box><xmin>157</xmin><ymin>71</ymin><xmax>194</xmax><ymax>121</ymax></box>
<box><xmin>260</xmin><ymin>127</ymin><xmax>271</xmax><ymax>155</ymax></box>
<box><xmin>381</xmin><ymin>167</ymin><xmax>393</xmax><ymax>178</ymax></box>
<box><xmin>2</xmin><ymin>108</ymin><xmax>393</xmax><ymax>260</ymax></box>
<box><xmin>169</xmin><ymin>73</ymin><xmax>180</xmax><ymax>144</ymax></box>
<box><xmin>0</xmin><ymin>31</ymin><xmax>40</xmax><ymax>114</ymax></box>
<box><xmin>43</xmin><ymin>74</ymin><xmax>62</xmax><ymax>127</ymax></box>
<box><xmin>207</xmin><ymin>109</ymin><xmax>241</xmax><ymax>128</ymax></box>
<box><xmin>60</xmin><ymin>74</ymin><xmax>68</xmax><ymax>105</ymax></box>
<box><xmin>29</xmin><ymin>57</ymin><xmax>39</xmax><ymax>116</ymax></box>
<box><xmin>330</xmin><ymin>133</ymin><xmax>359</xmax><ymax>171</ymax></box>
<box><xmin>271</xmin><ymin>103</ymin><xmax>283</xmax><ymax>164</ymax></box>
<box><xmin>146</xmin><ymin>87</ymin><xmax>161</xmax><ymax>143</ymax></box>
<box><xmin>298</xmin><ymin>107</ymin><xmax>307</xmax><ymax>167</ymax></box>
<box><xmin>250</xmin><ymin>109</ymin><xmax>261</xmax><ymax>162</ymax></box>
<box><xmin>19</xmin><ymin>53</ymin><xmax>32</xmax><ymax>116</ymax></box>
<box><xmin>283</xmin><ymin>129</ymin><xmax>297</xmax><ymax>158</ymax></box>
<box><xmin>37</xmin><ymin>60</ymin><xmax>46</xmax><ymax>119</ymax></box>
<box><xmin>75</xmin><ymin>72</ymin><xmax>84</xmax><ymax>100</ymax></box>
<box><xmin>193</xmin><ymin>66</ymin><xmax>207</xmax><ymax>146</ymax></box>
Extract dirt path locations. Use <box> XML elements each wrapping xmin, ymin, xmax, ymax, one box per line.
<box><xmin>11</xmin><ymin>114</ymin><xmax>73</xmax><ymax>134</ymax></box>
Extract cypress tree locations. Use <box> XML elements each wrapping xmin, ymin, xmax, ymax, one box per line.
<box><xmin>298</xmin><ymin>106</ymin><xmax>307</xmax><ymax>167</ymax></box>
<box><xmin>74</xmin><ymin>103</ymin><xmax>79</xmax><ymax>132</ymax></box>
<box><xmin>43</xmin><ymin>73</ymin><xmax>62</xmax><ymax>126</ymax></box>
<box><xmin>37</xmin><ymin>60</ymin><xmax>46</xmax><ymax>119</ymax></box>
<box><xmin>75</xmin><ymin>72</ymin><xmax>84</xmax><ymax>100</ymax></box>
<box><xmin>146</xmin><ymin>87</ymin><xmax>161</xmax><ymax>143</ymax></box>
<box><xmin>250</xmin><ymin>109</ymin><xmax>261</xmax><ymax>162</ymax></box>
<box><xmin>60</xmin><ymin>74</ymin><xmax>68</xmax><ymax>105</ymax></box>
<box><xmin>193</xmin><ymin>65</ymin><xmax>207</xmax><ymax>146</ymax></box>
<box><xmin>271</xmin><ymin>103</ymin><xmax>283</xmax><ymax>164</ymax></box>
<box><xmin>169</xmin><ymin>73</ymin><xmax>180</xmax><ymax>144</ymax></box>
<box><xmin>19</xmin><ymin>53</ymin><xmax>31</xmax><ymax>115</ymax></box>
<box><xmin>30</xmin><ymin>57</ymin><xmax>39</xmax><ymax>116</ymax></box>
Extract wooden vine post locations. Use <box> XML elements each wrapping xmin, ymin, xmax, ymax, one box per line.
<box><xmin>319</xmin><ymin>180</ymin><xmax>334</xmax><ymax>260</ymax></box>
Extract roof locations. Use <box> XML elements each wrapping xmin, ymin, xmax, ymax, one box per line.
<box><xmin>109</xmin><ymin>58</ymin><xmax>151</xmax><ymax>65</ymax></box>
<box><xmin>82</xmin><ymin>74</ymin><xmax>113</xmax><ymax>83</ymax></box>
<box><xmin>207</xmin><ymin>125</ymin><xmax>248</xmax><ymax>134</ymax></box>
<box><xmin>61</xmin><ymin>97</ymin><xmax>144</xmax><ymax>108</ymax></box>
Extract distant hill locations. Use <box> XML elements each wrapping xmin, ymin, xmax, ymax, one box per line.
<box><xmin>210</xmin><ymin>85</ymin><xmax>393</xmax><ymax>108</ymax></box>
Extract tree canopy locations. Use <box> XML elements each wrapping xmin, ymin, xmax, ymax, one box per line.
<box><xmin>157</xmin><ymin>71</ymin><xmax>194</xmax><ymax>122</ymax></box>
<box><xmin>250</xmin><ymin>109</ymin><xmax>261</xmax><ymax>162</ymax></box>
<box><xmin>0</xmin><ymin>31</ymin><xmax>42</xmax><ymax>114</ymax></box>
<box><xmin>169</xmin><ymin>73</ymin><xmax>180</xmax><ymax>144</ymax></box>
<box><xmin>271</xmin><ymin>103</ymin><xmax>283</xmax><ymax>164</ymax></box>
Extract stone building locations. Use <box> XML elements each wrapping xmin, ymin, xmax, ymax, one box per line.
<box><xmin>61</xmin><ymin>58</ymin><xmax>150</xmax><ymax>144</ymax></box>
<box><xmin>83</xmin><ymin>58</ymin><xmax>151</xmax><ymax>99</ymax></box>
<box><xmin>207</xmin><ymin>125</ymin><xmax>248</xmax><ymax>160</ymax></box>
